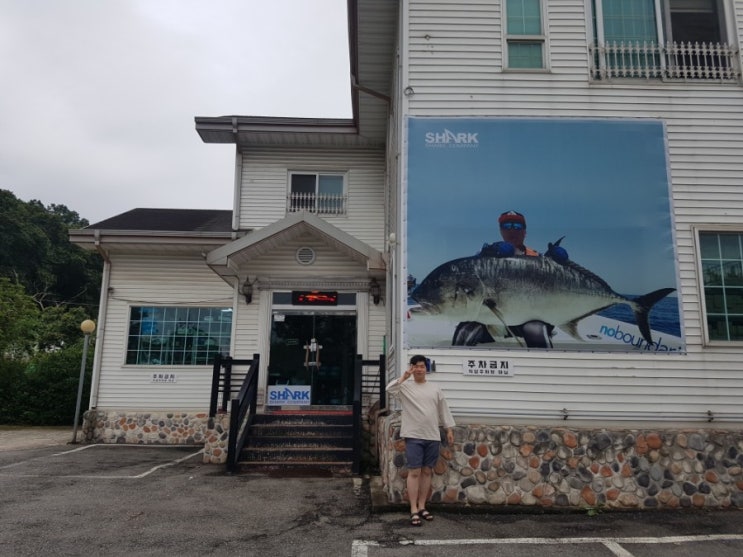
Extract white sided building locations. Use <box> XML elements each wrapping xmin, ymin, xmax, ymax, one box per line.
<box><xmin>71</xmin><ymin>0</ymin><xmax>743</xmax><ymax>509</ymax></box>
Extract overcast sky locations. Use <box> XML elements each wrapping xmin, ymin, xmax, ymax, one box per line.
<box><xmin>0</xmin><ymin>0</ymin><xmax>351</xmax><ymax>224</ymax></box>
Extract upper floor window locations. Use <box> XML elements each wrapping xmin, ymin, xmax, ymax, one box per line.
<box><xmin>699</xmin><ymin>231</ymin><xmax>743</xmax><ymax>343</ymax></box>
<box><xmin>288</xmin><ymin>172</ymin><xmax>347</xmax><ymax>215</ymax></box>
<box><xmin>505</xmin><ymin>0</ymin><xmax>546</xmax><ymax>69</ymax></box>
<box><xmin>589</xmin><ymin>0</ymin><xmax>741</xmax><ymax>81</ymax></box>
<box><xmin>127</xmin><ymin>306</ymin><xmax>232</xmax><ymax>365</ymax></box>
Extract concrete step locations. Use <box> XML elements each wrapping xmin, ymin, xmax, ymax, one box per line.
<box><xmin>247</xmin><ymin>423</ymin><xmax>353</xmax><ymax>438</ymax></box>
<box><xmin>252</xmin><ymin>411</ymin><xmax>353</xmax><ymax>426</ymax></box>
<box><xmin>246</xmin><ymin>435</ymin><xmax>353</xmax><ymax>449</ymax></box>
<box><xmin>241</xmin><ymin>446</ymin><xmax>353</xmax><ymax>462</ymax></box>
<box><xmin>238</xmin><ymin>460</ymin><xmax>353</xmax><ymax>477</ymax></box>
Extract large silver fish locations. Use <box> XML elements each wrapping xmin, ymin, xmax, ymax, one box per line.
<box><xmin>410</xmin><ymin>254</ymin><xmax>674</xmax><ymax>345</ymax></box>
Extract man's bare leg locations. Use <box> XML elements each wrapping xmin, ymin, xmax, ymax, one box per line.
<box><xmin>417</xmin><ymin>466</ymin><xmax>433</xmax><ymax>512</ymax></box>
<box><xmin>407</xmin><ymin>467</ymin><xmax>421</xmax><ymax>513</ymax></box>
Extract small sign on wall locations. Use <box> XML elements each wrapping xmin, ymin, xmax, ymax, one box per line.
<box><xmin>462</xmin><ymin>359</ymin><xmax>514</xmax><ymax>377</ymax></box>
<box><xmin>151</xmin><ymin>373</ymin><xmax>177</xmax><ymax>383</ymax></box>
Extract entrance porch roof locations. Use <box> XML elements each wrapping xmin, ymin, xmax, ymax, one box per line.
<box><xmin>205</xmin><ymin>211</ymin><xmax>386</xmax><ymax>278</ymax></box>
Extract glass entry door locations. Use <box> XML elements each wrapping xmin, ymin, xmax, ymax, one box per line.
<box><xmin>268</xmin><ymin>311</ymin><xmax>357</xmax><ymax>406</ymax></box>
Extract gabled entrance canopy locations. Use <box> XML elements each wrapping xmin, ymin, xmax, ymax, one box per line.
<box><xmin>206</xmin><ymin>212</ymin><xmax>385</xmax><ymax>283</ymax></box>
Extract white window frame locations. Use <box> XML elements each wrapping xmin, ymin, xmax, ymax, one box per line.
<box><xmin>287</xmin><ymin>171</ymin><xmax>348</xmax><ymax>215</ymax></box>
<box><xmin>502</xmin><ymin>0</ymin><xmax>550</xmax><ymax>71</ymax></box>
<box><xmin>694</xmin><ymin>226</ymin><xmax>743</xmax><ymax>347</ymax></box>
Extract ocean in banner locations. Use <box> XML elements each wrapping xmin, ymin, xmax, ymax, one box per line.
<box><xmin>598</xmin><ymin>295</ymin><xmax>680</xmax><ymax>337</ymax></box>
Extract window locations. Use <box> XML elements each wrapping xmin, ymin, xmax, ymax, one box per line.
<box><xmin>590</xmin><ymin>0</ymin><xmax>739</xmax><ymax>81</ymax></box>
<box><xmin>127</xmin><ymin>307</ymin><xmax>232</xmax><ymax>365</ymax></box>
<box><xmin>288</xmin><ymin>172</ymin><xmax>346</xmax><ymax>215</ymax></box>
<box><xmin>699</xmin><ymin>232</ymin><xmax>743</xmax><ymax>342</ymax></box>
<box><xmin>505</xmin><ymin>0</ymin><xmax>546</xmax><ymax>69</ymax></box>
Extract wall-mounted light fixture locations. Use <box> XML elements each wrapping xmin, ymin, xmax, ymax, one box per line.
<box><xmin>369</xmin><ymin>278</ymin><xmax>381</xmax><ymax>305</ymax></box>
<box><xmin>242</xmin><ymin>279</ymin><xmax>254</xmax><ymax>304</ymax></box>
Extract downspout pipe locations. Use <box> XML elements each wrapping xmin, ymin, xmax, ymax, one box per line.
<box><xmin>232</xmin><ymin>138</ymin><xmax>242</xmax><ymax>236</ymax></box>
<box><xmin>89</xmin><ymin>230</ymin><xmax>111</xmax><ymax>409</ymax></box>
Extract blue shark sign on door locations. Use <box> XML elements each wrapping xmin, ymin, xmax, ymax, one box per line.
<box><xmin>406</xmin><ymin>118</ymin><xmax>683</xmax><ymax>353</ymax></box>
<box><xmin>267</xmin><ymin>385</ymin><xmax>312</xmax><ymax>405</ymax></box>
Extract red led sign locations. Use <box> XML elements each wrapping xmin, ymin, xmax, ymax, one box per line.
<box><xmin>291</xmin><ymin>291</ymin><xmax>339</xmax><ymax>306</ymax></box>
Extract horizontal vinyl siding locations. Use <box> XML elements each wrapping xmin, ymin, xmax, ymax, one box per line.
<box><xmin>239</xmin><ymin>147</ymin><xmax>386</xmax><ymax>250</ymax></box>
<box><xmin>368</xmin><ymin>303</ymin><xmax>387</xmax><ymax>360</ymax></box>
<box><xmin>402</xmin><ymin>0</ymin><xmax>743</xmax><ymax>424</ymax></box>
<box><xmin>96</xmin><ymin>255</ymin><xmax>234</xmax><ymax>410</ymax></box>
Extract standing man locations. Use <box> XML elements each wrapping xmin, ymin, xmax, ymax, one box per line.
<box><xmin>386</xmin><ymin>355</ymin><xmax>456</xmax><ymax>526</ymax></box>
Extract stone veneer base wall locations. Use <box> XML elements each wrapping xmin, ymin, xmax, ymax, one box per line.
<box><xmin>378</xmin><ymin>413</ymin><xmax>743</xmax><ymax>510</ymax></box>
<box><xmin>82</xmin><ymin>409</ymin><xmax>210</xmax><ymax>446</ymax></box>
<box><xmin>81</xmin><ymin>410</ymin><xmax>239</xmax><ymax>465</ymax></box>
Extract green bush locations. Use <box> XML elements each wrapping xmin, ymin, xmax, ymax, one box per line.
<box><xmin>0</xmin><ymin>358</ymin><xmax>28</xmax><ymax>424</ymax></box>
<box><xmin>0</xmin><ymin>341</ymin><xmax>93</xmax><ymax>426</ymax></box>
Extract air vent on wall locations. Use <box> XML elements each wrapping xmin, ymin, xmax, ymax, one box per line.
<box><xmin>296</xmin><ymin>247</ymin><xmax>316</xmax><ymax>265</ymax></box>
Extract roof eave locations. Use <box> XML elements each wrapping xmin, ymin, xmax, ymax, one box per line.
<box><xmin>194</xmin><ymin>116</ymin><xmax>359</xmax><ymax>144</ymax></box>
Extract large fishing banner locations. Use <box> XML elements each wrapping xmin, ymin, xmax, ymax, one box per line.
<box><xmin>405</xmin><ymin>118</ymin><xmax>684</xmax><ymax>353</ymax></box>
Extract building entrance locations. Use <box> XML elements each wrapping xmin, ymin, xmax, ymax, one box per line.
<box><xmin>267</xmin><ymin>311</ymin><xmax>357</xmax><ymax>406</ymax></box>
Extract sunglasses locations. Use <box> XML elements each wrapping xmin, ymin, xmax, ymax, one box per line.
<box><xmin>500</xmin><ymin>222</ymin><xmax>525</xmax><ymax>230</ymax></box>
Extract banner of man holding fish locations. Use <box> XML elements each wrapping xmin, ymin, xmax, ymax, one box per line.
<box><xmin>405</xmin><ymin>118</ymin><xmax>683</xmax><ymax>353</ymax></box>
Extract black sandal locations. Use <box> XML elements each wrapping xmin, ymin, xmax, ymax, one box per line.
<box><xmin>410</xmin><ymin>513</ymin><xmax>422</xmax><ymax>526</ymax></box>
<box><xmin>419</xmin><ymin>509</ymin><xmax>433</xmax><ymax>521</ymax></box>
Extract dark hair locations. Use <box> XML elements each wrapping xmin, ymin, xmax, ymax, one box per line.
<box><xmin>410</xmin><ymin>354</ymin><xmax>427</xmax><ymax>365</ymax></box>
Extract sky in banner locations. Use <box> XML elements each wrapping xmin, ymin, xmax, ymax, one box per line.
<box><xmin>407</xmin><ymin>118</ymin><xmax>677</xmax><ymax>296</ymax></box>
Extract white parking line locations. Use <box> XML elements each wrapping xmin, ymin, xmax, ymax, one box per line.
<box><xmin>602</xmin><ymin>540</ymin><xmax>636</xmax><ymax>557</ymax></box>
<box><xmin>352</xmin><ymin>534</ymin><xmax>743</xmax><ymax>556</ymax></box>
<box><xmin>0</xmin><ymin>445</ymin><xmax>203</xmax><ymax>478</ymax></box>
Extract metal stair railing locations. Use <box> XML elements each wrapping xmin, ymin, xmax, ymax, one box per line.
<box><xmin>208</xmin><ymin>354</ymin><xmax>261</xmax><ymax>474</ymax></box>
<box><xmin>353</xmin><ymin>354</ymin><xmax>385</xmax><ymax>474</ymax></box>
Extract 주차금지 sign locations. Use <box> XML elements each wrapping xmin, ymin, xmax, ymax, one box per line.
<box><xmin>463</xmin><ymin>359</ymin><xmax>514</xmax><ymax>377</ymax></box>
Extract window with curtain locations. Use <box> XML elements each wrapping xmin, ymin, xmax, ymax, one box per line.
<box><xmin>505</xmin><ymin>0</ymin><xmax>546</xmax><ymax>69</ymax></box>
<box><xmin>699</xmin><ymin>232</ymin><xmax>743</xmax><ymax>342</ymax></box>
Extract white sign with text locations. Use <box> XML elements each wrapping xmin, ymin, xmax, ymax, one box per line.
<box><xmin>462</xmin><ymin>359</ymin><xmax>514</xmax><ymax>377</ymax></box>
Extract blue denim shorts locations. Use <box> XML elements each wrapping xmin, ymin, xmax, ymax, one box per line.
<box><xmin>405</xmin><ymin>438</ymin><xmax>440</xmax><ymax>469</ymax></box>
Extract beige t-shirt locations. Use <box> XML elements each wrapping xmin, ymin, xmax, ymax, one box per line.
<box><xmin>386</xmin><ymin>378</ymin><xmax>455</xmax><ymax>441</ymax></box>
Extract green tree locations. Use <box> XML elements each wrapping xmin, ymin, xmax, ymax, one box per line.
<box><xmin>0</xmin><ymin>278</ymin><xmax>40</xmax><ymax>359</ymax></box>
<box><xmin>0</xmin><ymin>189</ymin><xmax>102</xmax><ymax>309</ymax></box>
<box><xmin>0</xmin><ymin>191</ymin><xmax>101</xmax><ymax>425</ymax></box>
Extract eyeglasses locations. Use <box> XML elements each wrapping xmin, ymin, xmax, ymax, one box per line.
<box><xmin>500</xmin><ymin>222</ymin><xmax>525</xmax><ymax>230</ymax></box>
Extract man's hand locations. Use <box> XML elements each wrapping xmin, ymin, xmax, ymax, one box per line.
<box><xmin>479</xmin><ymin>241</ymin><xmax>515</xmax><ymax>258</ymax></box>
<box><xmin>545</xmin><ymin>236</ymin><xmax>569</xmax><ymax>264</ymax></box>
<box><xmin>446</xmin><ymin>429</ymin><xmax>454</xmax><ymax>446</ymax></box>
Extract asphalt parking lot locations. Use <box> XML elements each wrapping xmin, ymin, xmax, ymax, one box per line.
<box><xmin>1</xmin><ymin>429</ymin><xmax>742</xmax><ymax>556</ymax></box>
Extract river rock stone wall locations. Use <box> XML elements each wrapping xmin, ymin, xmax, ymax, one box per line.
<box><xmin>82</xmin><ymin>409</ymin><xmax>208</xmax><ymax>445</ymax></box>
<box><xmin>378</xmin><ymin>413</ymin><xmax>743</xmax><ymax>510</ymax></box>
<box><xmin>203</xmin><ymin>413</ymin><xmax>230</xmax><ymax>464</ymax></box>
